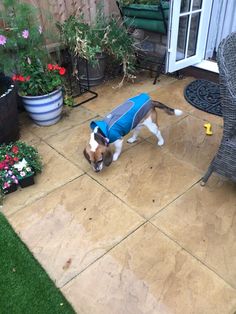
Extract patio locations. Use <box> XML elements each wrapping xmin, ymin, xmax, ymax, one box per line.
<box><xmin>2</xmin><ymin>73</ymin><xmax>236</xmax><ymax>313</ymax></box>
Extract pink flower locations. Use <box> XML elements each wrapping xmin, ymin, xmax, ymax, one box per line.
<box><xmin>3</xmin><ymin>182</ymin><xmax>10</xmax><ymax>189</ymax></box>
<box><xmin>14</xmin><ymin>179</ymin><xmax>18</xmax><ymax>184</ymax></box>
<box><xmin>0</xmin><ymin>35</ymin><xmax>7</xmax><ymax>45</ymax></box>
<box><xmin>20</xmin><ymin>171</ymin><xmax>26</xmax><ymax>177</ymax></box>
<box><xmin>22</xmin><ymin>29</ymin><xmax>29</xmax><ymax>39</ymax></box>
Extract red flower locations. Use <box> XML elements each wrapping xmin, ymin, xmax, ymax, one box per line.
<box><xmin>12</xmin><ymin>74</ymin><xmax>17</xmax><ymax>81</ymax></box>
<box><xmin>12</xmin><ymin>146</ymin><xmax>19</xmax><ymax>154</ymax></box>
<box><xmin>0</xmin><ymin>162</ymin><xmax>5</xmax><ymax>170</ymax></box>
<box><xmin>25</xmin><ymin>76</ymin><xmax>30</xmax><ymax>81</ymax></box>
<box><xmin>18</xmin><ymin>75</ymin><xmax>25</xmax><ymax>82</ymax></box>
<box><xmin>59</xmin><ymin>67</ymin><xmax>66</xmax><ymax>76</ymax></box>
<box><xmin>13</xmin><ymin>157</ymin><xmax>19</xmax><ymax>162</ymax></box>
<box><xmin>47</xmin><ymin>64</ymin><xmax>53</xmax><ymax>71</ymax></box>
<box><xmin>54</xmin><ymin>64</ymin><xmax>60</xmax><ymax>70</ymax></box>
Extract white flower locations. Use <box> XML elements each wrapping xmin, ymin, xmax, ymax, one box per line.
<box><xmin>20</xmin><ymin>171</ymin><xmax>26</xmax><ymax>177</ymax></box>
<box><xmin>13</xmin><ymin>158</ymin><xmax>28</xmax><ymax>171</ymax></box>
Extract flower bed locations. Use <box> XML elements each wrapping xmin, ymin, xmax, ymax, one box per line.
<box><xmin>0</xmin><ymin>141</ymin><xmax>42</xmax><ymax>201</ymax></box>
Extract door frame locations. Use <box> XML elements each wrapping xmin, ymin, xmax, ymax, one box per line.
<box><xmin>166</xmin><ymin>0</ymin><xmax>214</xmax><ymax>73</ymax></box>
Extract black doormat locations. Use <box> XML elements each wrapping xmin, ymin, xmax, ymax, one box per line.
<box><xmin>184</xmin><ymin>79</ymin><xmax>222</xmax><ymax>116</ymax></box>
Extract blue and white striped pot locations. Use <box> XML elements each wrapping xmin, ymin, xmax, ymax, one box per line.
<box><xmin>21</xmin><ymin>88</ymin><xmax>63</xmax><ymax>126</ymax></box>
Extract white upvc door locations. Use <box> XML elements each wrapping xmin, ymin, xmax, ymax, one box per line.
<box><xmin>166</xmin><ymin>0</ymin><xmax>213</xmax><ymax>73</ymax></box>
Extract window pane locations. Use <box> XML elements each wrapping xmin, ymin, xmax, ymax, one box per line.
<box><xmin>187</xmin><ymin>13</ymin><xmax>201</xmax><ymax>57</ymax></box>
<box><xmin>192</xmin><ymin>0</ymin><xmax>202</xmax><ymax>10</ymax></box>
<box><xmin>180</xmin><ymin>0</ymin><xmax>191</xmax><ymax>13</ymax></box>
<box><xmin>176</xmin><ymin>15</ymin><xmax>189</xmax><ymax>61</ymax></box>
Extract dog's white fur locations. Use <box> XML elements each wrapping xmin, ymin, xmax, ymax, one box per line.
<box><xmin>84</xmin><ymin>103</ymin><xmax>183</xmax><ymax>172</ymax></box>
<box><xmin>89</xmin><ymin>131</ymin><xmax>99</xmax><ymax>152</ymax></box>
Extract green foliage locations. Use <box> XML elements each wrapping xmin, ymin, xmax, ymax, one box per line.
<box><xmin>103</xmin><ymin>17</ymin><xmax>136</xmax><ymax>78</ymax></box>
<box><xmin>0</xmin><ymin>0</ymin><xmax>64</xmax><ymax>96</ymax></box>
<box><xmin>57</xmin><ymin>12</ymin><xmax>107</xmax><ymax>64</ymax></box>
<box><xmin>15</xmin><ymin>60</ymin><xmax>65</xmax><ymax>96</ymax></box>
<box><xmin>0</xmin><ymin>0</ymin><xmax>46</xmax><ymax>74</ymax></box>
<box><xmin>57</xmin><ymin>11</ymin><xmax>136</xmax><ymax>85</ymax></box>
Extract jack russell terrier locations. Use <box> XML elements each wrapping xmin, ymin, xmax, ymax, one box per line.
<box><xmin>83</xmin><ymin>93</ymin><xmax>182</xmax><ymax>172</ymax></box>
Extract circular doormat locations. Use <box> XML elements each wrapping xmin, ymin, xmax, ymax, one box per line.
<box><xmin>184</xmin><ymin>79</ymin><xmax>222</xmax><ymax>116</ymax></box>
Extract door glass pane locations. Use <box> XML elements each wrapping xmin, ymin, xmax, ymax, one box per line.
<box><xmin>176</xmin><ymin>15</ymin><xmax>189</xmax><ymax>61</ymax></box>
<box><xmin>192</xmin><ymin>0</ymin><xmax>202</xmax><ymax>10</ymax></box>
<box><xmin>180</xmin><ymin>0</ymin><xmax>191</xmax><ymax>13</ymax></box>
<box><xmin>187</xmin><ymin>13</ymin><xmax>201</xmax><ymax>57</ymax></box>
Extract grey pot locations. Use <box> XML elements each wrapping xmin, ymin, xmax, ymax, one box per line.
<box><xmin>77</xmin><ymin>54</ymin><xmax>106</xmax><ymax>87</ymax></box>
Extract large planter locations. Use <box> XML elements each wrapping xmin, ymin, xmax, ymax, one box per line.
<box><xmin>121</xmin><ymin>2</ymin><xmax>169</xmax><ymax>33</ymax></box>
<box><xmin>0</xmin><ymin>75</ymin><xmax>20</xmax><ymax>144</ymax></box>
<box><xmin>21</xmin><ymin>88</ymin><xmax>63</xmax><ymax>126</ymax></box>
<box><xmin>77</xmin><ymin>54</ymin><xmax>107</xmax><ymax>87</ymax></box>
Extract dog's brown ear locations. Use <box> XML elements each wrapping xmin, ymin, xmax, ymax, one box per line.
<box><xmin>103</xmin><ymin>149</ymin><xmax>113</xmax><ymax>167</ymax></box>
<box><xmin>83</xmin><ymin>148</ymin><xmax>91</xmax><ymax>164</ymax></box>
<box><xmin>94</xmin><ymin>132</ymin><xmax>109</xmax><ymax>147</ymax></box>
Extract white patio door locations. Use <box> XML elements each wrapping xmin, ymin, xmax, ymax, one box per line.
<box><xmin>166</xmin><ymin>0</ymin><xmax>213</xmax><ymax>73</ymax></box>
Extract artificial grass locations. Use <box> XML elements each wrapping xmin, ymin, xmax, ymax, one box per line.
<box><xmin>0</xmin><ymin>213</ymin><xmax>75</xmax><ymax>314</ymax></box>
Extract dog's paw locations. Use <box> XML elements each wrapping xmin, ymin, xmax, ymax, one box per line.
<box><xmin>127</xmin><ymin>137</ymin><xmax>137</xmax><ymax>144</ymax></box>
<box><xmin>113</xmin><ymin>153</ymin><xmax>119</xmax><ymax>161</ymax></box>
<box><xmin>157</xmin><ymin>138</ymin><xmax>164</xmax><ymax>146</ymax></box>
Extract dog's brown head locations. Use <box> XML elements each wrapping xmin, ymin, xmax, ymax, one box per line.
<box><xmin>83</xmin><ymin>129</ymin><xmax>113</xmax><ymax>172</ymax></box>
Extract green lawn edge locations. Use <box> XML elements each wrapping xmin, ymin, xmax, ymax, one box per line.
<box><xmin>0</xmin><ymin>212</ymin><xmax>76</xmax><ymax>314</ymax></box>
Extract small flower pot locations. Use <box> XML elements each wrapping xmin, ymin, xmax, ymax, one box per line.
<box><xmin>18</xmin><ymin>174</ymin><xmax>35</xmax><ymax>188</ymax></box>
<box><xmin>4</xmin><ymin>183</ymin><xmax>18</xmax><ymax>195</ymax></box>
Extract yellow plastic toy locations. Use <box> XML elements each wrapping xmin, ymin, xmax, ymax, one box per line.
<box><xmin>204</xmin><ymin>122</ymin><xmax>213</xmax><ymax>135</ymax></box>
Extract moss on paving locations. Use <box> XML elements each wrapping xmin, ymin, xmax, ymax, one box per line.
<box><xmin>0</xmin><ymin>213</ymin><xmax>75</xmax><ymax>314</ymax></box>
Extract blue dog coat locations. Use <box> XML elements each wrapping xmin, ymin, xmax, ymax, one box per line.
<box><xmin>90</xmin><ymin>93</ymin><xmax>152</xmax><ymax>143</ymax></box>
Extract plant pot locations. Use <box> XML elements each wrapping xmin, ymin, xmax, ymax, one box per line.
<box><xmin>0</xmin><ymin>75</ymin><xmax>20</xmax><ymax>144</ymax></box>
<box><xmin>18</xmin><ymin>174</ymin><xmax>35</xmax><ymax>188</ymax></box>
<box><xmin>121</xmin><ymin>2</ymin><xmax>169</xmax><ymax>33</ymax></box>
<box><xmin>4</xmin><ymin>183</ymin><xmax>18</xmax><ymax>195</ymax></box>
<box><xmin>21</xmin><ymin>88</ymin><xmax>63</xmax><ymax>126</ymax></box>
<box><xmin>77</xmin><ymin>54</ymin><xmax>107</xmax><ymax>87</ymax></box>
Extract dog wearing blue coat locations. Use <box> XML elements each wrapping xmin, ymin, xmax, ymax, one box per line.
<box><xmin>83</xmin><ymin>93</ymin><xmax>182</xmax><ymax>172</ymax></box>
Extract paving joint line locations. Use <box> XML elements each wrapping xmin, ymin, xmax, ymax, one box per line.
<box><xmin>149</xmin><ymin>221</ymin><xmax>236</xmax><ymax>291</ymax></box>
<box><xmin>60</xmin><ymin>220</ymin><xmax>148</xmax><ymax>289</ymax></box>
<box><xmin>7</xmin><ymin>174</ymin><xmax>85</xmax><ymax>219</ymax></box>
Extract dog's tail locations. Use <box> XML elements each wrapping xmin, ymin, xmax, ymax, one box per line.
<box><xmin>152</xmin><ymin>100</ymin><xmax>183</xmax><ymax>116</ymax></box>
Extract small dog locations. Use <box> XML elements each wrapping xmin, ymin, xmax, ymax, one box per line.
<box><xmin>84</xmin><ymin>93</ymin><xmax>182</xmax><ymax>172</ymax></box>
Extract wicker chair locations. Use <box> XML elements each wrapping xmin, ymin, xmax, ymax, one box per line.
<box><xmin>201</xmin><ymin>32</ymin><xmax>236</xmax><ymax>185</ymax></box>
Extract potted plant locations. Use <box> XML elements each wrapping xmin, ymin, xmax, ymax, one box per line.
<box><xmin>117</xmin><ymin>0</ymin><xmax>169</xmax><ymax>33</ymax></box>
<box><xmin>0</xmin><ymin>0</ymin><xmax>66</xmax><ymax>126</ymax></box>
<box><xmin>57</xmin><ymin>13</ymin><xmax>107</xmax><ymax>86</ymax></box>
<box><xmin>13</xmin><ymin>158</ymin><xmax>35</xmax><ymax>188</ymax></box>
<box><xmin>0</xmin><ymin>141</ymin><xmax>43</xmax><ymax>202</ymax></box>
<box><xmin>0</xmin><ymin>169</ymin><xmax>18</xmax><ymax>195</ymax></box>
<box><xmin>57</xmin><ymin>11</ymin><xmax>136</xmax><ymax>87</ymax></box>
